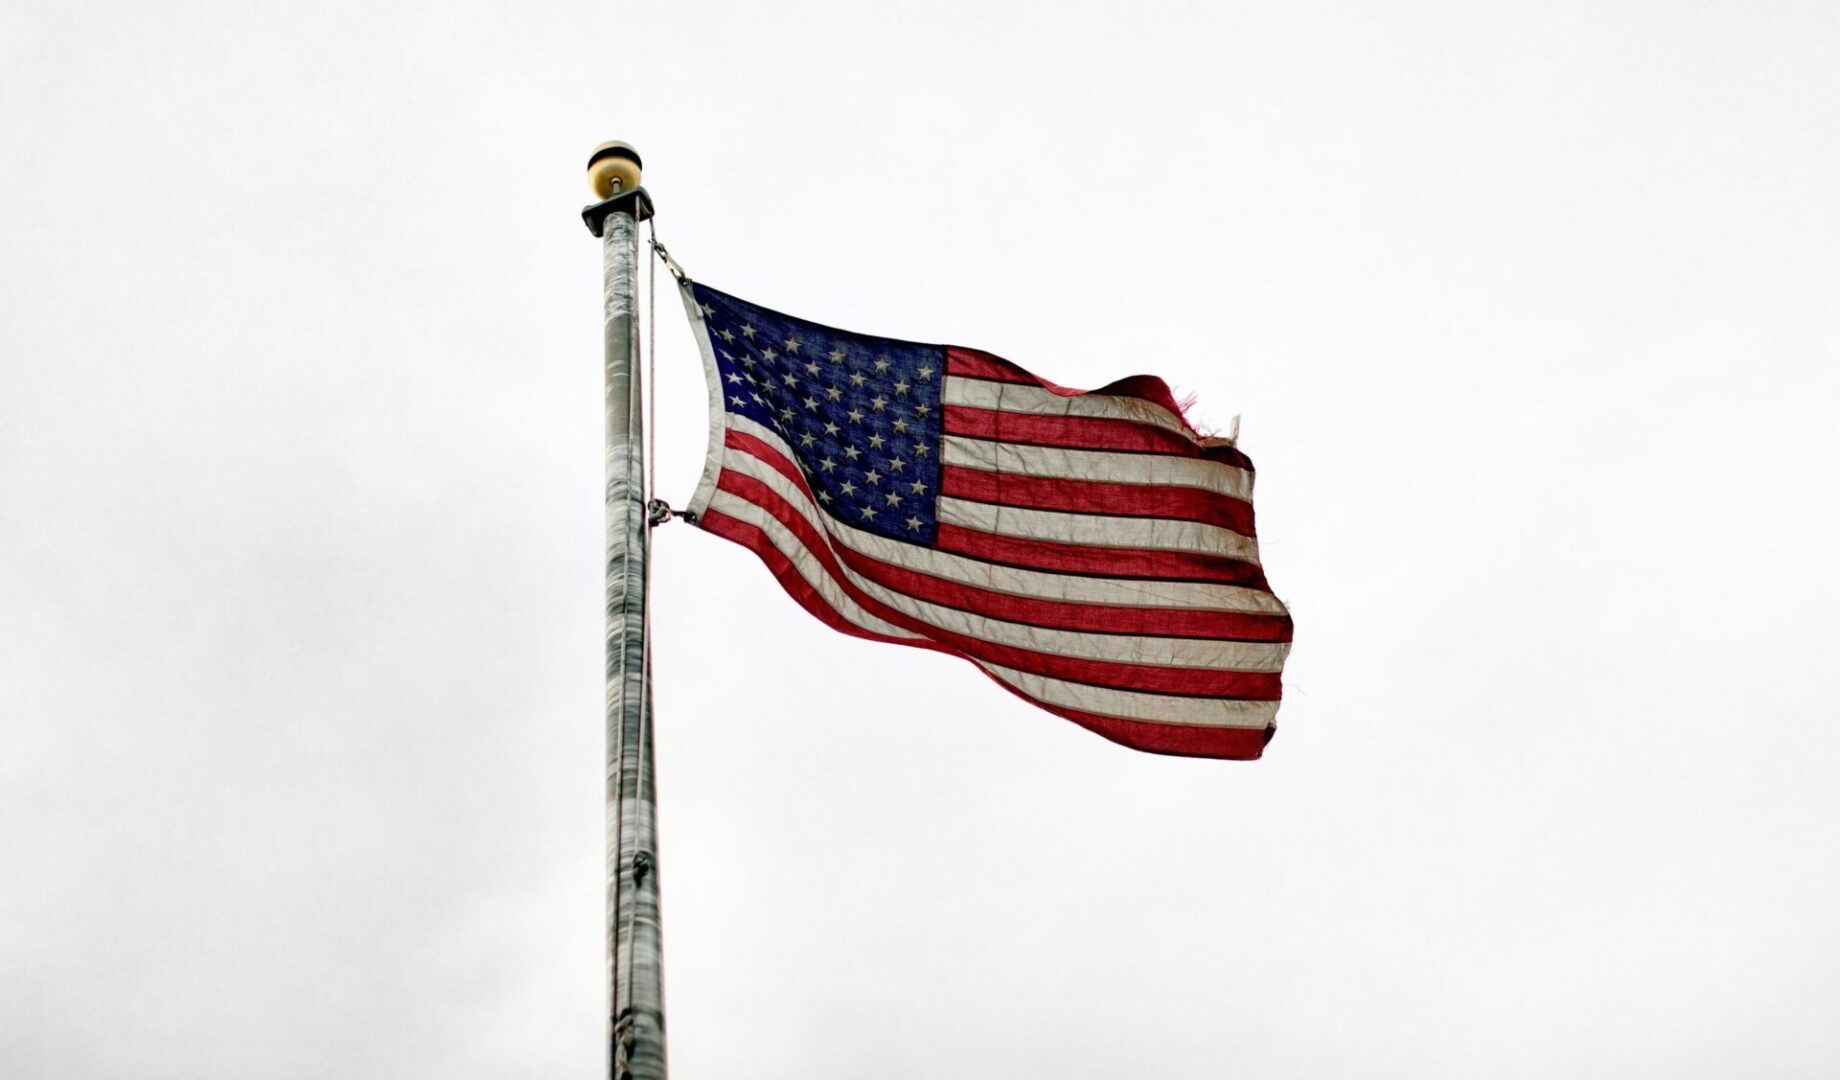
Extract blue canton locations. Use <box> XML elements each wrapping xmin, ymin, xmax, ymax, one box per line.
<box><xmin>692</xmin><ymin>284</ymin><xmax>947</xmax><ymax>544</ymax></box>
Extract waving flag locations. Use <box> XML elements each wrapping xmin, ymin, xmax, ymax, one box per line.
<box><xmin>680</xmin><ymin>283</ymin><xmax>1292</xmax><ymax>759</ymax></box>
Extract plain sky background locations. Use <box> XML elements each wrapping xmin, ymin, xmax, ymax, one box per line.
<box><xmin>4</xmin><ymin>2</ymin><xmax>1839</xmax><ymax>1077</ymax></box>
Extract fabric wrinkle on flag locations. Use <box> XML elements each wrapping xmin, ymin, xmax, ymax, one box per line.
<box><xmin>679</xmin><ymin>281</ymin><xmax>1292</xmax><ymax>759</ymax></box>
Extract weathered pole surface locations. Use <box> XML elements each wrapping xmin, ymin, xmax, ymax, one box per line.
<box><xmin>587</xmin><ymin>141</ymin><xmax>665</xmax><ymax>1080</ymax></box>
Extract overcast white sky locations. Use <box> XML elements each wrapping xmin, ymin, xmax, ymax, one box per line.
<box><xmin>5</xmin><ymin>2</ymin><xmax>1839</xmax><ymax>1077</ymax></box>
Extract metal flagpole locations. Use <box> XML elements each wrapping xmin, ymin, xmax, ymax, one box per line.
<box><xmin>584</xmin><ymin>141</ymin><xmax>665</xmax><ymax>1080</ymax></box>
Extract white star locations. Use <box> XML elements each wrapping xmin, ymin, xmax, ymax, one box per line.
<box><xmin>762</xmin><ymin>348</ymin><xmax>778</xmax><ymax>363</ymax></box>
<box><xmin>884</xmin><ymin>491</ymin><xmax>902</xmax><ymax>507</ymax></box>
<box><xmin>782</xmin><ymin>372</ymin><xmax>798</xmax><ymax>387</ymax></box>
<box><xmin>892</xmin><ymin>379</ymin><xmax>909</xmax><ymax>395</ymax></box>
<box><xmin>858</xmin><ymin>506</ymin><xmax>877</xmax><ymax>521</ymax></box>
<box><xmin>825</xmin><ymin>386</ymin><xmax>843</xmax><ymax>401</ymax></box>
<box><xmin>817</xmin><ymin>489</ymin><xmax>832</xmax><ymax>503</ymax></box>
<box><xmin>700</xmin><ymin>302</ymin><xmax>715</xmax><ymax>316</ymax></box>
<box><xmin>914</xmin><ymin>442</ymin><xmax>930</xmax><ymax>457</ymax></box>
<box><xmin>906</xmin><ymin>516</ymin><xmax>923</xmax><ymax>532</ymax></box>
<box><xmin>740</xmin><ymin>323</ymin><xmax>756</xmax><ymax>339</ymax></box>
<box><xmin>729</xmin><ymin>394</ymin><xmax>746</xmax><ymax>408</ymax></box>
<box><xmin>864</xmin><ymin>469</ymin><xmax>881</xmax><ymax>485</ymax></box>
<box><xmin>916</xmin><ymin>363</ymin><xmax>934</xmax><ymax>378</ymax></box>
<box><xmin>915</xmin><ymin>404</ymin><xmax>931</xmax><ymax>417</ymax></box>
<box><xmin>726</xmin><ymin>372</ymin><xmax>743</xmax><ymax>384</ymax></box>
<box><xmin>785</xmin><ymin>338</ymin><xmax>802</xmax><ymax>353</ymax></box>
<box><xmin>867</xmin><ymin>433</ymin><xmax>885</xmax><ymax>450</ymax></box>
<box><xmin>908</xmin><ymin>479</ymin><xmax>927</xmax><ymax>494</ymax></box>
<box><xmin>720</xmin><ymin>328</ymin><xmax>735</xmax><ymax>343</ymax></box>
<box><xmin>838</xmin><ymin>480</ymin><xmax>857</xmax><ymax>496</ymax></box>
<box><xmin>750</xmin><ymin>392</ymin><xmax>764</xmax><ymax>405</ymax></box>
<box><xmin>819</xmin><ymin>457</ymin><xmax>837</xmax><ymax>472</ymax></box>
<box><xmin>799</xmin><ymin>432</ymin><xmax>817</xmax><ymax>447</ymax></box>
<box><xmin>739</xmin><ymin>354</ymin><xmax>755</xmax><ymax>368</ymax></box>
<box><xmin>842</xmin><ymin>445</ymin><xmax>861</xmax><ymax>461</ymax></box>
<box><xmin>873</xmin><ymin>357</ymin><xmax>891</xmax><ymax>372</ymax></box>
<box><xmin>846</xmin><ymin>408</ymin><xmax>864</xmax><ymax>424</ymax></box>
<box><xmin>870</xmin><ymin>395</ymin><xmax>888</xmax><ymax>411</ymax></box>
<box><xmin>805</xmin><ymin>361</ymin><xmax>820</xmax><ymax>376</ymax></box>
<box><xmin>778</xmin><ymin>407</ymin><xmax>794</xmax><ymax>422</ymax></box>
<box><xmin>803</xmin><ymin>396</ymin><xmax>820</xmax><ymax>411</ymax></box>
<box><xmin>848</xmin><ymin>372</ymin><xmax>867</xmax><ymax>387</ymax></box>
<box><xmin>892</xmin><ymin>418</ymin><xmax>909</xmax><ymax>433</ymax></box>
<box><xmin>828</xmin><ymin>347</ymin><xmax>846</xmax><ymax>363</ymax></box>
<box><xmin>888</xmin><ymin>456</ymin><xmax>905</xmax><ymax>472</ymax></box>
<box><xmin>823</xmin><ymin>421</ymin><xmax>840</xmax><ymax>436</ymax></box>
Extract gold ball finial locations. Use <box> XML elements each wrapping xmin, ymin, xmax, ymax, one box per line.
<box><xmin>588</xmin><ymin>141</ymin><xmax>643</xmax><ymax>199</ymax></box>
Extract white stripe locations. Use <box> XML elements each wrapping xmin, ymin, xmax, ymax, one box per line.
<box><xmin>707</xmin><ymin>488</ymin><xmax>1280</xmax><ymax>730</ymax></box>
<box><xmin>937</xmin><ymin>497</ymin><xmax>1260</xmax><ymax>563</ymax></box>
<box><xmin>718</xmin><ymin>451</ymin><xmax>1289</xmax><ymax>672</ymax></box>
<box><xmin>706</xmin><ymin>489</ymin><xmax>922</xmax><ymax>643</ymax></box>
<box><xmin>724</xmin><ymin>413</ymin><xmax>1288</xmax><ymax>616</ymax></box>
<box><xmin>837</xmin><ymin>525</ymin><xmax>1286</xmax><ymax>615</ymax></box>
<box><xmin>942</xmin><ymin>436</ymin><xmax>1253</xmax><ymax>501</ymax></box>
<box><xmin>976</xmin><ymin>662</ymin><xmax>1280</xmax><ymax>729</ymax></box>
<box><xmin>944</xmin><ymin>376</ymin><xmax>1198</xmax><ymax>444</ymax></box>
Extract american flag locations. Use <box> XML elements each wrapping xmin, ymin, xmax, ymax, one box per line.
<box><xmin>679</xmin><ymin>283</ymin><xmax>1292</xmax><ymax>759</ymax></box>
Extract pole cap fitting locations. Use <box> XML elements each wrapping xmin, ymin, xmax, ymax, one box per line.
<box><xmin>588</xmin><ymin>141</ymin><xmax>643</xmax><ymax>199</ymax></box>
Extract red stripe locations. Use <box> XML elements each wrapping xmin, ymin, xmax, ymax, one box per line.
<box><xmin>833</xmin><ymin>542</ymin><xmax>1290</xmax><ymax>642</ymax></box>
<box><xmin>733</xmin><ymin>422</ymin><xmax>1270</xmax><ymax>584</ymax></box>
<box><xmin>939</xmin><ymin>465</ymin><xmax>1258</xmax><ymax>537</ymax></box>
<box><xmin>725</xmin><ymin>431</ymin><xmax>1285</xmax><ymax>638</ymax></box>
<box><xmin>715</xmin><ymin>471</ymin><xmax>1283</xmax><ymax>699</ymax></box>
<box><xmin>945</xmin><ymin>347</ymin><xmax>1209</xmax><ymax>440</ymax></box>
<box><xmin>699</xmin><ymin>508</ymin><xmax>939</xmax><ymax>652</ymax></box>
<box><xmin>700</xmin><ymin>507</ymin><xmax>1275</xmax><ymax>759</ymax></box>
<box><xmin>944</xmin><ymin>404</ymin><xmax>1253</xmax><ymax>470</ymax></box>
<box><xmin>727</xmin><ymin>428</ymin><xmax>806</xmax><ymax>487</ymax></box>
<box><xmin>1025</xmin><ymin>698</ymin><xmax>1272</xmax><ymax>760</ymax></box>
<box><xmin>945</xmin><ymin>348</ymin><xmax>1043</xmax><ymax>385</ymax></box>
<box><xmin>935</xmin><ymin>522</ymin><xmax>1269</xmax><ymax>587</ymax></box>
